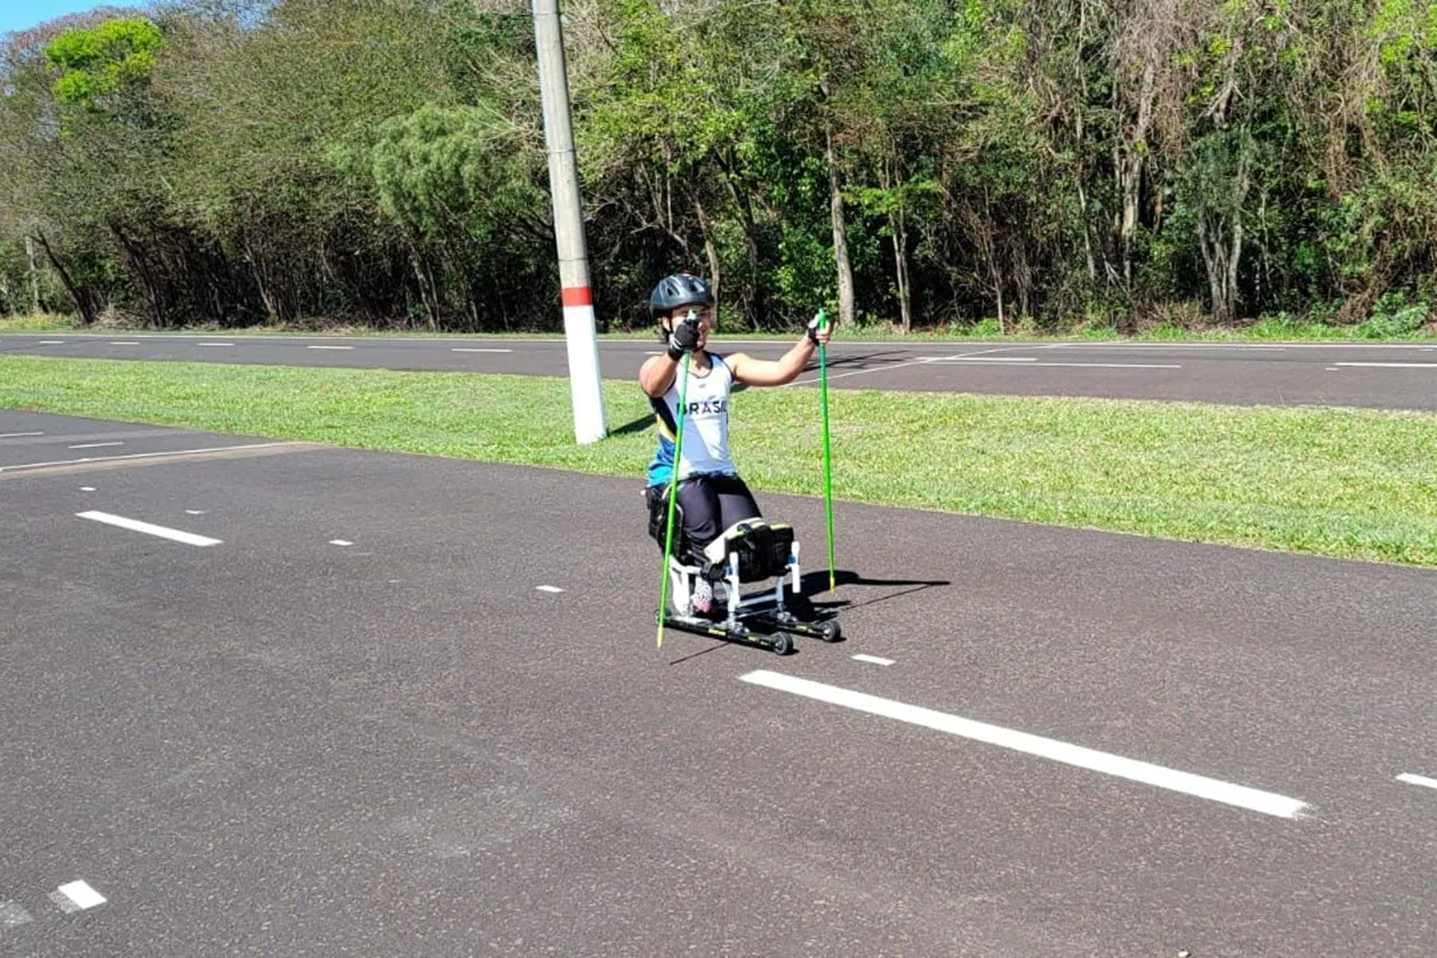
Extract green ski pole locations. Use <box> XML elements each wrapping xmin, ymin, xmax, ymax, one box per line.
<box><xmin>817</xmin><ymin>308</ymin><xmax>836</xmax><ymax>593</ymax></box>
<box><xmin>656</xmin><ymin>313</ymin><xmax>694</xmax><ymax>648</ymax></box>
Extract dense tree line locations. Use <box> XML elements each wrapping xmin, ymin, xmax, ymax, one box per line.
<box><xmin>2</xmin><ymin>0</ymin><xmax>1435</xmax><ymax>334</ymax></box>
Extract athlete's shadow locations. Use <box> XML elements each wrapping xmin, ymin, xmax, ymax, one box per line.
<box><xmin>810</xmin><ymin>349</ymin><xmax>913</xmax><ymax>371</ymax></box>
<box><xmin>796</xmin><ymin>568</ymin><xmax>949</xmax><ymax>614</ymax></box>
<box><xmin>610</xmin><ymin>415</ymin><xmax>654</xmax><ymax>437</ymax></box>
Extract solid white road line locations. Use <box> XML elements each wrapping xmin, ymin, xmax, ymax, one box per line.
<box><xmin>852</xmin><ymin>654</ymin><xmax>895</xmax><ymax>666</ymax></box>
<box><xmin>53</xmin><ymin>881</ymin><xmax>105</xmax><ymax>911</ymax></box>
<box><xmin>77</xmin><ymin>511</ymin><xmax>221</xmax><ymax>547</ymax></box>
<box><xmin>790</xmin><ymin>351</ymin><xmax>1187</xmax><ymax>386</ymax></box>
<box><xmin>67</xmin><ymin>442</ymin><xmax>123</xmax><ymax>449</ymax></box>
<box><xmin>0</xmin><ymin>431</ymin><xmax>44</xmax><ymax>438</ymax></box>
<box><xmin>918</xmin><ymin>356</ymin><xmax>1182</xmax><ymax>369</ymax></box>
<box><xmin>1055</xmin><ymin>342</ymin><xmax>1429</xmax><ymax>350</ymax></box>
<box><xmin>1048</xmin><ymin>342</ymin><xmax>1286</xmax><ymax>350</ymax></box>
<box><xmin>790</xmin><ymin>356</ymin><xmax>943</xmax><ymax>386</ymax></box>
<box><xmin>740</xmin><ymin>670</ymin><xmax>1311</xmax><ymax>819</ymax></box>
<box><xmin>0</xmin><ymin>440</ymin><xmax>303</xmax><ymax>474</ymax></box>
<box><xmin>1397</xmin><ymin>773</ymin><xmax>1437</xmax><ymax>790</ymax></box>
<box><xmin>919</xmin><ymin>355</ymin><xmax>1039</xmax><ymax>362</ymax></box>
<box><xmin>1334</xmin><ymin>362</ymin><xmax>1437</xmax><ymax>369</ymax></box>
<box><xmin>1035</xmin><ymin>361</ymin><xmax>1184</xmax><ymax>369</ymax></box>
<box><xmin>451</xmin><ymin>347</ymin><xmax>514</xmax><ymax>353</ymax></box>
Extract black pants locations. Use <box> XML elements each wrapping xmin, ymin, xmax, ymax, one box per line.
<box><xmin>648</xmin><ymin>474</ymin><xmax>761</xmax><ymax>567</ymax></box>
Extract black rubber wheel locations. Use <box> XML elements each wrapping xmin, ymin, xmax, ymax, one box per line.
<box><xmin>772</xmin><ymin>633</ymin><xmax>793</xmax><ymax>656</ymax></box>
<box><xmin>819</xmin><ymin>619</ymin><xmax>842</xmax><ymax>643</ymax></box>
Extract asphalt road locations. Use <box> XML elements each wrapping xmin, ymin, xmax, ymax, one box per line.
<box><xmin>5</xmin><ymin>411</ymin><xmax>1437</xmax><ymax>956</ymax></box>
<box><xmin>3</xmin><ymin>332</ymin><xmax>1436</xmax><ymax>410</ymax></box>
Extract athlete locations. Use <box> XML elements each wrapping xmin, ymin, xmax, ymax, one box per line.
<box><xmin>640</xmin><ymin>272</ymin><xmax>832</xmax><ymax>612</ymax></box>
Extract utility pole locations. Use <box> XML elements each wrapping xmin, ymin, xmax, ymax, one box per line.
<box><xmin>532</xmin><ymin>0</ymin><xmax>607</xmax><ymax>444</ymax></box>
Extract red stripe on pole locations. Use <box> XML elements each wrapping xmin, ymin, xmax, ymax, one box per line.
<box><xmin>561</xmin><ymin>286</ymin><xmax>593</xmax><ymax>307</ymax></box>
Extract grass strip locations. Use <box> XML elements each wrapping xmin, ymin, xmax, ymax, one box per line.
<box><xmin>2</xmin><ymin>355</ymin><xmax>1434</xmax><ymax>567</ymax></box>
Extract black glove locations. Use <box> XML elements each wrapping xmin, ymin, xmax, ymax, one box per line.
<box><xmin>666</xmin><ymin>316</ymin><xmax>701</xmax><ymax>360</ymax></box>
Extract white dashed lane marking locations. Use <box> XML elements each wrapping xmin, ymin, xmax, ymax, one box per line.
<box><xmin>740</xmin><ymin>670</ymin><xmax>1311</xmax><ymax>819</ymax></box>
<box><xmin>1397</xmin><ymin>773</ymin><xmax>1437</xmax><ymax>791</ymax></box>
<box><xmin>78</xmin><ymin>511</ymin><xmax>222</xmax><ymax>547</ymax></box>
<box><xmin>49</xmin><ymin>880</ymin><xmax>105</xmax><ymax>913</ymax></box>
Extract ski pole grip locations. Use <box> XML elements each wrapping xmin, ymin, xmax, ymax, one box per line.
<box><xmin>807</xmin><ymin>308</ymin><xmax>829</xmax><ymax>345</ymax></box>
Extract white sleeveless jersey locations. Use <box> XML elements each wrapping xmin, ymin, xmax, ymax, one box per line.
<box><xmin>647</xmin><ymin>353</ymin><xmax>737</xmax><ymax>484</ymax></box>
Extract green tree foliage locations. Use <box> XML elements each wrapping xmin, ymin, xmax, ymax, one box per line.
<box><xmin>2</xmin><ymin>0</ymin><xmax>1435</xmax><ymax>333</ymax></box>
<box><xmin>334</xmin><ymin>101</ymin><xmax>553</xmax><ymax>329</ymax></box>
<box><xmin>0</xmin><ymin>13</ymin><xmax>176</xmax><ymax>324</ymax></box>
<box><xmin>46</xmin><ymin>18</ymin><xmax>165</xmax><ymax>107</ymax></box>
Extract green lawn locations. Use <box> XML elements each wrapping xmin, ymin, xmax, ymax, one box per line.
<box><xmin>3</xmin><ymin>354</ymin><xmax>1434</xmax><ymax>566</ymax></box>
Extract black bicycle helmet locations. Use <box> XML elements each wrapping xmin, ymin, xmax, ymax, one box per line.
<box><xmin>648</xmin><ymin>273</ymin><xmax>715</xmax><ymax>320</ymax></box>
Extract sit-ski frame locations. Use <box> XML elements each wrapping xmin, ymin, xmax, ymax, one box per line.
<box><xmin>660</xmin><ymin>536</ymin><xmax>841</xmax><ymax>655</ymax></box>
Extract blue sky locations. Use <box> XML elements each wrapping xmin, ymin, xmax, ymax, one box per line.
<box><xmin>1</xmin><ymin>1</ymin><xmax>138</xmax><ymax>36</ymax></box>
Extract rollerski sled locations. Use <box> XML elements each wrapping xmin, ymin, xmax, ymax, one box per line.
<box><xmin>654</xmin><ymin>515</ymin><xmax>842</xmax><ymax>656</ymax></box>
